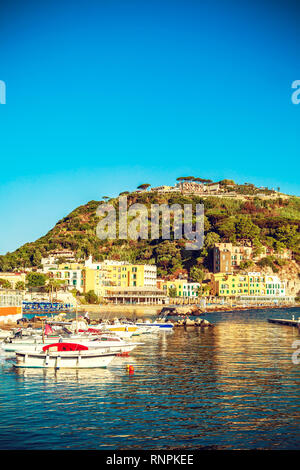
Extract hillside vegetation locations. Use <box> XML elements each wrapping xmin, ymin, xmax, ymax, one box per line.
<box><xmin>1</xmin><ymin>191</ymin><xmax>299</xmax><ymax>279</ymax></box>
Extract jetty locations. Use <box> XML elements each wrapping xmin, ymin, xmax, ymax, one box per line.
<box><xmin>268</xmin><ymin>318</ymin><xmax>300</xmax><ymax>328</ymax></box>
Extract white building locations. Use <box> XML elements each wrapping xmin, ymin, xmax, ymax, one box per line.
<box><xmin>41</xmin><ymin>250</ymin><xmax>77</xmax><ymax>273</ymax></box>
<box><xmin>264</xmin><ymin>274</ymin><xmax>286</xmax><ymax>297</ymax></box>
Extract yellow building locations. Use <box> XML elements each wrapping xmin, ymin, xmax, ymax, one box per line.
<box><xmin>104</xmin><ymin>262</ymin><xmax>157</xmax><ymax>289</ymax></box>
<box><xmin>213</xmin><ymin>273</ymin><xmax>249</xmax><ymax>297</ymax></box>
<box><xmin>212</xmin><ymin>272</ymin><xmax>286</xmax><ymax>298</ymax></box>
<box><xmin>52</xmin><ymin>262</ymin><xmax>85</xmax><ymax>292</ymax></box>
<box><xmin>46</xmin><ymin>258</ymin><xmax>158</xmax><ymax>298</ymax></box>
<box><xmin>82</xmin><ymin>266</ymin><xmax>111</xmax><ymax>297</ymax></box>
<box><xmin>161</xmin><ymin>280</ymin><xmax>200</xmax><ymax>298</ymax></box>
<box><xmin>81</xmin><ymin>260</ymin><xmax>157</xmax><ymax>298</ymax></box>
<box><xmin>0</xmin><ymin>272</ymin><xmax>26</xmax><ymax>289</ymax></box>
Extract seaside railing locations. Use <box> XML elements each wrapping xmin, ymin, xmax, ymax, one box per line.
<box><xmin>22</xmin><ymin>302</ymin><xmax>73</xmax><ymax>313</ymax></box>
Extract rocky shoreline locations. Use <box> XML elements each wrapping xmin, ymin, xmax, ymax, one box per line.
<box><xmin>172</xmin><ymin>317</ymin><xmax>213</xmax><ymax>327</ymax></box>
<box><xmin>160</xmin><ymin>303</ymin><xmax>300</xmax><ymax>317</ymax></box>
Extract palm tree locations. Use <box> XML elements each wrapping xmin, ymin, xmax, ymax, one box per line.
<box><xmin>46</xmin><ymin>278</ymin><xmax>67</xmax><ymax>302</ymax></box>
<box><xmin>15</xmin><ymin>281</ymin><xmax>25</xmax><ymax>291</ymax></box>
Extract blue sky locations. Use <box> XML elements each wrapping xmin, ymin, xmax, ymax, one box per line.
<box><xmin>0</xmin><ymin>0</ymin><xmax>299</xmax><ymax>255</ymax></box>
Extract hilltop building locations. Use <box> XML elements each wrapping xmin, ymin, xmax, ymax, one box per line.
<box><xmin>149</xmin><ymin>181</ymin><xmax>222</xmax><ymax>195</ymax></box>
<box><xmin>150</xmin><ymin>185</ymin><xmax>180</xmax><ymax>193</ymax></box>
<box><xmin>176</xmin><ymin>181</ymin><xmax>221</xmax><ymax>194</ymax></box>
<box><xmin>41</xmin><ymin>250</ymin><xmax>77</xmax><ymax>272</ymax></box>
<box><xmin>213</xmin><ymin>242</ymin><xmax>292</xmax><ymax>273</ymax></box>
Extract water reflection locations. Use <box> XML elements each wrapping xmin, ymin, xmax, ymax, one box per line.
<box><xmin>0</xmin><ymin>309</ymin><xmax>299</xmax><ymax>450</ymax></box>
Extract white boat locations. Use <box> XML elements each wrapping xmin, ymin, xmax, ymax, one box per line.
<box><xmin>0</xmin><ymin>329</ymin><xmax>12</xmax><ymax>341</ymax></box>
<box><xmin>3</xmin><ymin>337</ymin><xmax>141</xmax><ymax>354</ymax></box>
<box><xmin>2</xmin><ymin>331</ymin><xmax>141</xmax><ymax>354</ymax></box>
<box><xmin>86</xmin><ymin>323</ymin><xmax>138</xmax><ymax>339</ymax></box>
<box><xmin>136</xmin><ymin>320</ymin><xmax>174</xmax><ymax>329</ymax></box>
<box><xmin>14</xmin><ymin>343</ymin><xmax>118</xmax><ymax>369</ymax></box>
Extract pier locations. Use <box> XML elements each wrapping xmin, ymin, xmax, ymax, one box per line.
<box><xmin>268</xmin><ymin>318</ymin><xmax>300</xmax><ymax>328</ymax></box>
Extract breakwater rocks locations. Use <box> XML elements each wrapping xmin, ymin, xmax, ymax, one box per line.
<box><xmin>174</xmin><ymin>318</ymin><xmax>213</xmax><ymax>327</ymax></box>
<box><xmin>160</xmin><ymin>305</ymin><xmax>205</xmax><ymax>317</ymax></box>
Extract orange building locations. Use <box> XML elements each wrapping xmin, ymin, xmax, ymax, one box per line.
<box><xmin>0</xmin><ymin>292</ymin><xmax>23</xmax><ymax>323</ymax></box>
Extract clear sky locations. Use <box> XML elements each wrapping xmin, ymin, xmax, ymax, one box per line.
<box><xmin>0</xmin><ymin>0</ymin><xmax>299</xmax><ymax>255</ymax></box>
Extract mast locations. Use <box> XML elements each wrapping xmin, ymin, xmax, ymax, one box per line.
<box><xmin>76</xmin><ymin>303</ymin><xmax>78</xmax><ymax>334</ymax></box>
<box><xmin>42</xmin><ymin>319</ymin><xmax>45</xmax><ymax>344</ymax></box>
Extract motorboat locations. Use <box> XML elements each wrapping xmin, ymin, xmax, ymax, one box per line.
<box><xmin>14</xmin><ymin>342</ymin><xmax>118</xmax><ymax>369</ymax></box>
<box><xmin>0</xmin><ymin>329</ymin><xmax>12</xmax><ymax>341</ymax></box>
<box><xmin>136</xmin><ymin>320</ymin><xmax>174</xmax><ymax>329</ymax></box>
<box><xmin>2</xmin><ymin>329</ymin><xmax>142</xmax><ymax>354</ymax></box>
<box><xmin>85</xmin><ymin>323</ymin><xmax>138</xmax><ymax>339</ymax></box>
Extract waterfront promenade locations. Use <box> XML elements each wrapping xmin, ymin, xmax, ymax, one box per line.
<box><xmin>76</xmin><ymin>302</ymin><xmax>300</xmax><ymax>321</ymax></box>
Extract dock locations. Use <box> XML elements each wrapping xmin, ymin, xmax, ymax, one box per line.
<box><xmin>268</xmin><ymin>318</ymin><xmax>300</xmax><ymax>328</ymax></box>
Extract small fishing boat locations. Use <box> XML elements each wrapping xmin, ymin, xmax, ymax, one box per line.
<box><xmin>14</xmin><ymin>343</ymin><xmax>117</xmax><ymax>369</ymax></box>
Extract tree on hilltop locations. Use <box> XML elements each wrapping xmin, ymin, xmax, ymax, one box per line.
<box><xmin>219</xmin><ymin>179</ymin><xmax>235</xmax><ymax>186</ymax></box>
<box><xmin>176</xmin><ymin>176</ymin><xmax>195</xmax><ymax>181</ymax></box>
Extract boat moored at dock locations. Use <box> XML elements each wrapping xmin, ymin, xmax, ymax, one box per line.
<box><xmin>136</xmin><ymin>321</ymin><xmax>174</xmax><ymax>329</ymax></box>
<box><xmin>2</xmin><ymin>324</ymin><xmax>142</xmax><ymax>354</ymax></box>
<box><xmin>14</xmin><ymin>343</ymin><xmax>118</xmax><ymax>369</ymax></box>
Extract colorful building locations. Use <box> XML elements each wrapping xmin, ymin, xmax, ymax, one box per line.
<box><xmin>213</xmin><ymin>242</ymin><xmax>292</xmax><ymax>273</ymax></box>
<box><xmin>0</xmin><ymin>291</ymin><xmax>23</xmax><ymax>323</ymax></box>
<box><xmin>262</xmin><ymin>274</ymin><xmax>286</xmax><ymax>297</ymax></box>
<box><xmin>53</xmin><ymin>262</ymin><xmax>85</xmax><ymax>292</ymax></box>
<box><xmin>103</xmin><ymin>260</ymin><xmax>157</xmax><ymax>289</ymax></box>
<box><xmin>0</xmin><ymin>272</ymin><xmax>26</xmax><ymax>289</ymax></box>
<box><xmin>211</xmin><ymin>272</ymin><xmax>286</xmax><ymax>298</ymax></box>
<box><xmin>212</xmin><ymin>273</ymin><xmax>249</xmax><ymax>297</ymax></box>
<box><xmin>161</xmin><ymin>280</ymin><xmax>200</xmax><ymax>298</ymax></box>
<box><xmin>213</xmin><ymin>242</ymin><xmax>253</xmax><ymax>273</ymax></box>
<box><xmin>82</xmin><ymin>266</ymin><xmax>111</xmax><ymax>298</ymax></box>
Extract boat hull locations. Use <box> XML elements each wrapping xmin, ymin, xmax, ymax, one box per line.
<box><xmin>3</xmin><ymin>341</ymin><xmax>138</xmax><ymax>354</ymax></box>
<box><xmin>14</xmin><ymin>350</ymin><xmax>117</xmax><ymax>369</ymax></box>
<box><xmin>136</xmin><ymin>322</ymin><xmax>173</xmax><ymax>329</ymax></box>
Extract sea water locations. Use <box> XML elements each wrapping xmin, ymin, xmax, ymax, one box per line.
<box><xmin>0</xmin><ymin>308</ymin><xmax>299</xmax><ymax>450</ymax></box>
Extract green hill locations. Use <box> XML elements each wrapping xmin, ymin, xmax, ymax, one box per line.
<box><xmin>1</xmin><ymin>191</ymin><xmax>299</xmax><ymax>279</ymax></box>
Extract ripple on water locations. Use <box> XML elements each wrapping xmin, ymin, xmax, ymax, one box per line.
<box><xmin>0</xmin><ymin>308</ymin><xmax>299</xmax><ymax>449</ymax></box>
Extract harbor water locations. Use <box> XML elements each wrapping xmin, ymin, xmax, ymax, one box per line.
<box><xmin>0</xmin><ymin>307</ymin><xmax>299</xmax><ymax>450</ymax></box>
